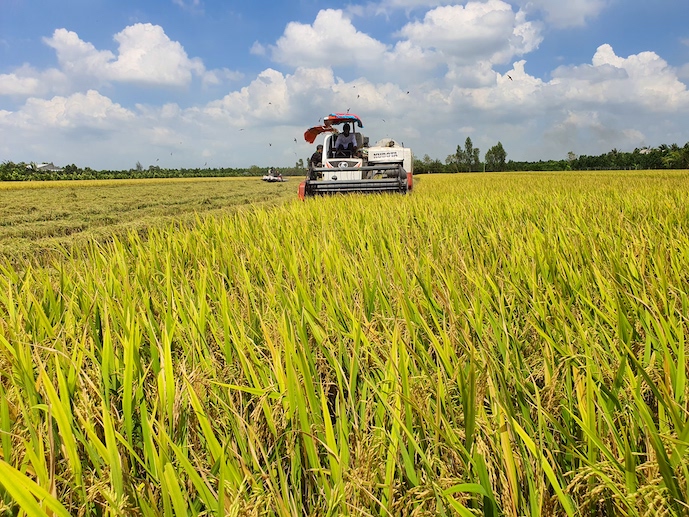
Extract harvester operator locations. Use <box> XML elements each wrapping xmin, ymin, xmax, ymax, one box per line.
<box><xmin>335</xmin><ymin>123</ymin><xmax>358</xmax><ymax>157</ymax></box>
<box><xmin>310</xmin><ymin>144</ymin><xmax>323</xmax><ymax>167</ymax></box>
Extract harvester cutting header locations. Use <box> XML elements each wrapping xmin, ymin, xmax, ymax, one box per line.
<box><xmin>298</xmin><ymin>113</ymin><xmax>413</xmax><ymax>199</ymax></box>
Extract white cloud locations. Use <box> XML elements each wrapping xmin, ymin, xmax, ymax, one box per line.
<box><xmin>41</xmin><ymin>24</ymin><xmax>235</xmax><ymax>88</ymax></box>
<box><xmin>452</xmin><ymin>44</ymin><xmax>689</xmax><ymax>126</ymax></box>
<box><xmin>250</xmin><ymin>41</ymin><xmax>267</xmax><ymax>56</ymax></box>
<box><xmin>271</xmin><ymin>10</ymin><xmax>389</xmax><ymax>69</ymax></box>
<box><xmin>514</xmin><ymin>0</ymin><xmax>609</xmax><ymax>28</ymax></box>
<box><xmin>108</xmin><ymin>24</ymin><xmax>205</xmax><ymax>85</ymax></box>
<box><xmin>551</xmin><ymin>44</ymin><xmax>689</xmax><ymax>112</ymax></box>
<box><xmin>269</xmin><ymin>3</ymin><xmax>541</xmax><ymax>85</ymax></box>
<box><xmin>0</xmin><ymin>73</ymin><xmax>41</xmax><ymax>96</ymax></box>
<box><xmin>202</xmin><ymin>67</ymin><xmax>339</xmax><ymax>125</ymax></box>
<box><xmin>271</xmin><ymin>12</ymin><xmax>436</xmax><ymax>84</ymax></box>
<box><xmin>15</xmin><ymin>90</ymin><xmax>134</xmax><ymax>129</ymax></box>
<box><xmin>397</xmin><ymin>1</ymin><xmax>542</xmax><ymax>65</ymax></box>
<box><xmin>0</xmin><ymin>90</ymin><xmax>138</xmax><ymax>166</ymax></box>
<box><xmin>44</xmin><ymin>29</ymin><xmax>115</xmax><ymax>77</ymax></box>
<box><xmin>0</xmin><ymin>65</ymin><xmax>68</xmax><ymax>97</ymax></box>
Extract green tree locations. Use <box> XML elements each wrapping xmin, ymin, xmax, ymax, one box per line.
<box><xmin>462</xmin><ymin>137</ymin><xmax>481</xmax><ymax>171</ymax></box>
<box><xmin>447</xmin><ymin>137</ymin><xmax>480</xmax><ymax>172</ymax></box>
<box><xmin>454</xmin><ymin>144</ymin><xmax>468</xmax><ymax>172</ymax></box>
<box><xmin>662</xmin><ymin>143</ymin><xmax>689</xmax><ymax>169</ymax></box>
<box><xmin>485</xmin><ymin>142</ymin><xmax>507</xmax><ymax>172</ymax></box>
<box><xmin>445</xmin><ymin>152</ymin><xmax>460</xmax><ymax>173</ymax></box>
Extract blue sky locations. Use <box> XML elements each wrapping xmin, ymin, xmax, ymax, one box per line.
<box><xmin>1</xmin><ymin>0</ymin><xmax>689</xmax><ymax>170</ymax></box>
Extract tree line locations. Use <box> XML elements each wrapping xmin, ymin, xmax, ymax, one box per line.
<box><xmin>3</xmin><ymin>139</ymin><xmax>689</xmax><ymax>181</ymax></box>
<box><xmin>414</xmin><ymin>138</ymin><xmax>689</xmax><ymax>174</ymax></box>
<box><xmin>0</xmin><ymin>162</ymin><xmax>306</xmax><ymax>182</ymax></box>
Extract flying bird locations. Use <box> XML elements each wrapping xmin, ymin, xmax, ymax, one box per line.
<box><xmin>357</xmin><ymin>94</ymin><xmax>360</xmax><ymax>98</ymax></box>
<box><xmin>507</xmin><ymin>74</ymin><xmax>513</xmax><ymax>81</ymax></box>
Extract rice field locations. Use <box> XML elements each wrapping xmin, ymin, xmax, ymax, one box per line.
<box><xmin>0</xmin><ymin>176</ymin><xmax>293</xmax><ymax>259</ymax></box>
<box><xmin>1</xmin><ymin>171</ymin><xmax>688</xmax><ymax>516</ymax></box>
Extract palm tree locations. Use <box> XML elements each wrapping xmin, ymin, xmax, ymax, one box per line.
<box><xmin>662</xmin><ymin>143</ymin><xmax>689</xmax><ymax>169</ymax></box>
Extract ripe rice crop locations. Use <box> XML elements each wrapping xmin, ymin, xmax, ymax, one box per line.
<box><xmin>1</xmin><ymin>171</ymin><xmax>688</xmax><ymax>516</ymax></box>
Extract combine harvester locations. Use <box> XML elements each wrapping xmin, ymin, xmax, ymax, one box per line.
<box><xmin>262</xmin><ymin>168</ymin><xmax>286</xmax><ymax>182</ymax></box>
<box><xmin>298</xmin><ymin>113</ymin><xmax>413</xmax><ymax>199</ymax></box>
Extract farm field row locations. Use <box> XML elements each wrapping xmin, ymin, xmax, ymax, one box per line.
<box><xmin>1</xmin><ymin>171</ymin><xmax>688</xmax><ymax>515</ymax></box>
<box><xmin>0</xmin><ymin>176</ymin><xmax>294</xmax><ymax>259</ymax></box>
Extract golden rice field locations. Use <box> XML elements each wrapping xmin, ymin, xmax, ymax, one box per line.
<box><xmin>0</xmin><ymin>176</ymin><xmax>294</xmax><ymax>259</ymax></box>
<box><xmin>1</xmin><ymin>171</ymin><xmax>688</xmax><ymax>516</ymax></box>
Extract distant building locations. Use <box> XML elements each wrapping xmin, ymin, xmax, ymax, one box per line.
<box><xmin>33</xmin><ymin>162</ymin><xmax>64</xmax><ymax>172</ymax></box>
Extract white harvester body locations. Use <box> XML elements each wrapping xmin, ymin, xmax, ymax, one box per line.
<box><xmin>300</xmin><ymin>113</ymin><xmax>413</xmax><ymax>198</ymax></box>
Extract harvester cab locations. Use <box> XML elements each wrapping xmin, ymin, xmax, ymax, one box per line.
<box><xmin>299</xmin><ymin>113</ymin><xmax>413</xmax><ymax>199</ymax></box>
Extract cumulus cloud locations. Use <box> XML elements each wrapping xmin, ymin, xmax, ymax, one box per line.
<box><xmin>14</xmin><ymin>90</ymin><xmax>134</xmax><ymax>129</ymax></box>
<box><xmin>44</xmin><ymin>29</ymin><xmax>115</xmax><ymax>77</ymax></box>
<box><xmin>269</xmin><ymin>3</ymin><xmax>541</xmax><ymax>84</ymax></box>
<box><xmin>45</xmin><ymin>23</ymin><xmax>204</xmax><ymax>86</ymax></box>
<box><xmin>0</xmin><ymin>65</ymin><xmax>68</xmax><ymax>97</ymax></box>
<box><xmin>271</xmin><ymin>10</ymin><xmax>389</xmax><ymax>69</ymax></box>
<box><xmin>397</xmin><ymin>1</ymin><xmax>542</xmax><ymax>65</ymax></box>
<box><xmin>0</xmin><ymin>73</ymin><xmax>41</xmax><ymax>96</ymax></box>
<box><xmin>0</xmin><ymin>90</ymin><xmax>138</xmax><ymax>165</ymax></box>
<box><xmin>450</xmin><ymin>44</ymin><xmax>689</xmax><ymax>125</ymax></box>
<box><xmin>551</xmin><ymin>44</ymin><xmax>689</xmax><ymax>112</ymax></box>
<box><xmin>202</xmin><ymin>67</ymin><xmax>339</xmax><ymax>125</ymax></box>
<box><xmin>109</xmin><ymin>24</ymin><xmax>205</xmax><ymax>84</ymax></box>
<box><xmin>40</xmin><ymin>24</ymin><xmax>236</xmax><ymax>89</ymax></box>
